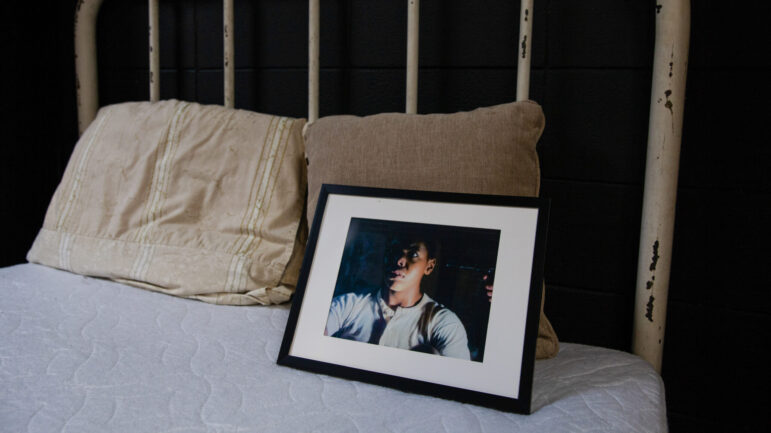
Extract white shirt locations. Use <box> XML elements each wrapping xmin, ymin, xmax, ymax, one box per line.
<box><xmin>325</xmin><ymin>291</ymin><xmax>471</xmax><ymax>360</ymax></box>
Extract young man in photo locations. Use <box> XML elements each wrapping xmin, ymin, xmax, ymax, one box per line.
<box><xmin>325</xmin><ymin>235</ymin><xmax>472</xmax><ymax>360</ymax></box>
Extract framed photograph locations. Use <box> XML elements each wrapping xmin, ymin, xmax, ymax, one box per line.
<box><xmin>277</xmin><ymin>184</ymin><xmax>549</xmax><ymax>414</ymax></box>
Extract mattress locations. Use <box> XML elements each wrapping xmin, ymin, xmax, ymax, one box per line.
<box><xmin>0</xmin><ymin>264</ymin><xmax>666</xmax><ymax>432</ymax></box>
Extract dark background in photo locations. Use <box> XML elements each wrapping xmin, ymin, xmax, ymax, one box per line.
<box><xmin>330</xmin><ymin>217</ymin><xmax>500</xmax><ymax>362</ymax></box>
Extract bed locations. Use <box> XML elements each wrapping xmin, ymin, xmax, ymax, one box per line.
<box><xmin>1</xmin><ymin>263</ymin><xmax>666</xmax><ymax>432</ymax></box>
<box><xmin>1</xmin><ymin>0</ymin><xmax>689</xmax><ymax>431</ymax></box>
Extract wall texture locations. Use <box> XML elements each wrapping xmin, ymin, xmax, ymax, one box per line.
<box><xmin>1</xmin><ymin>1</ymin><xmax>769</xmax><ymax>431</ymax></box>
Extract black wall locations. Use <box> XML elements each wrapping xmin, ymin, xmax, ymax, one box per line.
<box><xmin>2</xmin><ymin>1</ymin><xmax>769</xmax><ymax>431</ymax></box>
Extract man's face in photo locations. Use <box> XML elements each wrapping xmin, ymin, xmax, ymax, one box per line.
<box><xmin>383</xmin><ymin>238</ymin><xmax>436</xmax><ymax>293</ymax></box>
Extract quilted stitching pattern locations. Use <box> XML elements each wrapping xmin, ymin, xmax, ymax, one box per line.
<box><xmin>0</xmin><ymin>264</ymin><xmax>666</xmax><ymax>432</ymax></box>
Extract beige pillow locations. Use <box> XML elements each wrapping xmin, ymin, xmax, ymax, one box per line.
<box><xmin>304</xmin><ymin>100</ymin><xmax>559</xmax><ymax>358</ymax></box>
<box><xmin>28</xmin><ymin>100</ymin><xmax>306</xmax><ymax>305</ymax></box>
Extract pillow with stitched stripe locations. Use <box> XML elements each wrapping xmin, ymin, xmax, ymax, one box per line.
<box><xmin>28</xmin><ymin>100</ymin><xmax>307</xmax><ymax>305</ymax></box>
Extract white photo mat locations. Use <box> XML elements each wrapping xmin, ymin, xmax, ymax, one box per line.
<box><xmin>288</xmin><ymin>193</ymin><xmax>540</xmax><ymax>399</ymax></box>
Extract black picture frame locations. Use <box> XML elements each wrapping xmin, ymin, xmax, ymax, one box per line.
<box><xmin>277</xmin><ymin>184</ymin><xmax>549</xmax><ymax>414</ymax></box>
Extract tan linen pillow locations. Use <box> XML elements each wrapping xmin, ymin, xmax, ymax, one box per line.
<box><xmin>28</xmin><ymin>100</ymin><xmax>306</xmax><ymax>305</ymax></box>
<box><xmin>304</xmin><ymin>100</ymin><xmax>559</xmax><ymax>358</ymax></box>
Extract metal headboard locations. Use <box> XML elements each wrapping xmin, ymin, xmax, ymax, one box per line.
<box><xmin>75</xmin><ymin>0</ymin><xmax>536</xmax><ymax>132</ymax></box>
<box><xmin>73</xmin><ymin>0</ymin><xmax>690</xmax><ymax>373</ymax></box>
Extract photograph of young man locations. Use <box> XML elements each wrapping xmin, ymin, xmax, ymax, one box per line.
<box><xmin>325</xmin><ymin>235</ymin><xmax>473</xmax><ymax>360</ymax></box>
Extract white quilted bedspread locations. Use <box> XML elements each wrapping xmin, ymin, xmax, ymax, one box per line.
<box><xmin>0</xmin><ymin>264</ymin><xmax>666</xmax><ymax>432</ymax></box>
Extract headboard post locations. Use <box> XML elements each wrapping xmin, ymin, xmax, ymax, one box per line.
<box><xmin>405</xmin><ymin>0</ymin><xmax>420</xmax><ymax>114</ymax></box>
<box><xmin>75</xmin><ymin>0</ymin><xmax>106</xmax><ymax>135</ymax></box>
<box><xmin>516</xmin><ymin>0</ymin><xmax>533</xmax><ymax>101</ymax></box>
<box><xmin>633</xmin><ymin>0</ymin><xmax>691</xmax><ymax>373</ymax></box>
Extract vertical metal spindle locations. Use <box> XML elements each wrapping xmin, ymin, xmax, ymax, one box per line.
<box><xmin>516</xmin><ymin>0</ymin><xmax>533</xmax><ymax>101</ymax></box>
<box><xmin>75</xmin><ymin>0</ymin><xmax>106</xmax><ymax>134</ymax></box>
<box><xmin>308</xmin><ymin>0</ymin><xmax>320</xmax><ymax>123</ymax></box>
<box><xmin>224</xmin><ymin>0</ymin><xmax>235</xmax><ymax>108</ymax></box>
<box><xmin>633</xmin><ymin>0</ymin><xmax>691</xmax><ymax>373</ymax></box>
<box><xmin>405</xmin><ymin>0</ymin><xmax>420</xmax><ymax>114</ymax></box>
<box><xmin>149</xmin><ymin>0</ymin><xmax>160</xmax><ymax>102</ymax></box>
